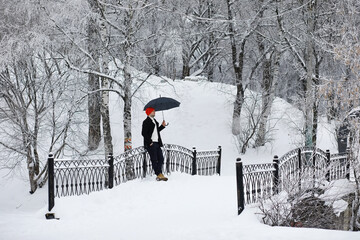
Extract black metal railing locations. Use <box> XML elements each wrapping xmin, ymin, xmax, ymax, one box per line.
<box><xmin>48</xmin><ymin>144</ymin><xmax>221</xmax><ymax>211</ymax></box>
<box><xmin>52</xmin><ymin>157</ymin><xmax>109</xmax><ymax>198</ymax></box>
<box><xmin>241</xmin><ymin>161</ymin><xmax>276</xmax><ymax>206</ymax></box>
<box><xmin>236</xmin><ymin>147</ymin><xmax>350</xmax><ymax>215</ymax></box>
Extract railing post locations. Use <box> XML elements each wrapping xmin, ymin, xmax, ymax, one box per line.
<box><xmin>236</xmin><ymin>158</ymin><xmax>244</xmax><ymax>215</ymax></box>
<box><xmin>143</xmin><ymin>150</ymin><xmax>147</xmax><ymax>178</ymax></box>
<box><xmin>346</xmin><ymin>147</ymin><xmax>350</xmax><ymax>180</ymax></box>
<box><xmin>192</xmin><ymin>147</ymin><xmax>197</xmax><ymax>175</ymax></box>
<box><xmin>326</xmin><ymin>150</ymin><xmax>331</xmax><ymax>182</ymax></box>
<box><xmin>273</xmin><ymin>155</ymin><xmax>279</xmax><ymax>194</ymax></box>
<box><xmin>48</xmin><ymin>153</ymin><xmax>55</xmax><ymax>212</ymax></box>
<box><xmin>216</xmin><ymin>146</ymin><xmax>222</xmax><ymax>175</ymax></box>
<box><xmin>312</xmin><ymin>148</ymin><xmax>316</xmax><ymax>188</ymax></box>
<box><xmin>298</xmin><ymin>148</ymin><xmax>302</xmax><ymax>190</ymax></box>
<box><xmin>166</xmin><ymin>149</ymin><xmax>170</xmax><ymax>175</ymax></box>
<box><xmin>108</xmin><ymin>153</ymin><xmax>114</xmax><ymax>189</ymax></box>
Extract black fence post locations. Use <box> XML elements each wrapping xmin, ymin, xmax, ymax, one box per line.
<box><xmin>298</xmin><ymin>148</ymin><xmax>302</xmax><ymax>190</ymax></box>
<box><xmin>143</xmin><ymin>150</ymin><xmax>147</xmax><ymax>178</ymax></box>
<box><xmin>48</xmin><ymin>153</ymin><xmax>55</xmax><ymax>212</ymax></box>
<box><xmin>236</xmin><ymin>158</ymin><xmax>245</xmax><ymax>215</ymax></box>
<box><xmin>273</xmin><ymin>155</ymin><xmax>279</xmax><ymax>194</ymax></box>
<box><xmin>346</xmin><ymin>147</ymin><xmax>350</xmax><ymax>180</ymax></box>
<box><xmin>216</xmin><ymin>146</ymin><xmax>222</xmax><ymax>175</ymax></box>
<box><xmin>192</xmin><ymin>147</ymin><xmax>197</xmax><ymax>175</ymax></box>
<box><xmin>108</xmin><ymin>153</ymin><xmax>114</xmax><ymax>189</ymax></box>
<box><xmin>312</xmin><ymin>148</ymin><xmax>316</xmax><ymax>188</ymax></box>
<box><xmin>326</xmin><ymin>150</ymin><xmax>331</xmax><ymax>182</ymax></box>
<box><xmin>166</xmin><ymin>149</ymin><xmax>170</xmax><ymax>175</ymax></box>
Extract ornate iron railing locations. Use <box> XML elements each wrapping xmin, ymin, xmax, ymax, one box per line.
<box><xmin>236</xmin><ymin>147</ymin><xmax>350</xmax><ymax>215</ymax></box>
<box><xmin>48</xmin><ymin>144</ymin><xmax>221</xmax><ymax>211</ymax></box>
<box><xmin>163</xmin><ymin>144</ymin><xmax>194</xmax><ymax>174</ymax></box>
<box><xmin>196</xmin><ymin>148</ymin><xmax>222</xmax><ymax>176</ymax></box>
<box><xmin>53</xmin><ymin>158</ymin><xmax>109</xmax><ymax>198</ymax></box>
<box><xmin>329</xmin><ymin>153</ymin><xmax>349</xmax><ymax>181</ymax></box>
<box><xmin>242</xmin><ymin>163</ymin><xmax>275</xmax><ymax>205</ymax></box>
<box><xmin>278</xmin><ymin>147</ymin><xmax>329</xmax><ymax>192</ymax></box>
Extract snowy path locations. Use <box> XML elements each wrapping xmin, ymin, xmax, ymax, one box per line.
<box><xmin>0</xmin><ymin>173</ymin><xmax>359</xmax><ymax>240</ymax></box>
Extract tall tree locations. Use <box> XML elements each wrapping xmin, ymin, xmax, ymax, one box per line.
<box><xmin>254</xmin><ymin>0</ymin><xmax>281</xmax><ymax>147</ymax></box>
<box><xmin>0</xmin><ymin>0</ymin><xmax>84</xmax><ymax>193</ymax></box>
<box><xmin>303</xmin><ymin>0</ymin><xmax>316</xmax><ymax>148</ymax></box>
<box><xmin>98</xmin><ymin>2</ymin><xmax>113</xmax><ymax>157</ymax></box>
<box><xmin>226</xmin><ymin>0</ymin><xmax>271</xmax><ymax>135</ymax></box>
<box><xmin>87</xmin><ymin>0</ymin><xmax>103</xmax><ymax>151</ymax></box>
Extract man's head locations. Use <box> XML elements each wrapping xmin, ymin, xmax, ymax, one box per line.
<box><xmin>146</xmin><ymin>107</ymin><xmax>155</xmax><ymax>117</ymax></box>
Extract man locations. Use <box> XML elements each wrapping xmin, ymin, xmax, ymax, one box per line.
<box><xmin>142</xmin><ymin>107</ymin><xmax>168</xmax><ymax>181</ymax></box>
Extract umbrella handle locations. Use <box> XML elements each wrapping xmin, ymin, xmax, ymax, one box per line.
<box><xmin>162</xmin><ymin>111</ymin><xmax>169</xmax><ymax>126</ymax></box>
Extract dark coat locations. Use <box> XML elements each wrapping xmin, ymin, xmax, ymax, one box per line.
<box><xmin>142</xmin><ymin>117</ymin><xmax>165</xmax><ymax>148</ymax></box>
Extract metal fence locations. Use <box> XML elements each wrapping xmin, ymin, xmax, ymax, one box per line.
<box><xmin>48</xmin><ymin>144</ymin><xmax>221</xmax><ymax>211</ymax></box>
<box><xmin>236</xmin><ymin>148</ymin><xmax>350</xmax><ymax>215</ymax></box>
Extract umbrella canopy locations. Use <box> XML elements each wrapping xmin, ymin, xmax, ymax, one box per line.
<box><xmin>143</xmin><ymin>97</ymin><xmax>180</xmax><ymax>111</ymax></box>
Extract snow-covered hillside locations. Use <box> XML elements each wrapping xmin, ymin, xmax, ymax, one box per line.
<box><xmin>0</xmin><ymin>77</ymin><xmax>350</xmax><ymax>240</ymax></box>
<box><xmin>111</xmin><ymin>75</ymin><xmax>338</xmax><ymax>172</ymax></box>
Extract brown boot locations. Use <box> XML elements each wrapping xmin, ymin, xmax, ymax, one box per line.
<box><xmin>156</xmin><ymin>173</ymin><xmax>168</xmax><ymax>181</ymax></box>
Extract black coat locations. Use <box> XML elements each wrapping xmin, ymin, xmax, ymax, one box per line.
<box><xmin>142</xmin><ymin>117</ymin><xmax>165</xmax><ymax>148</ymax></box>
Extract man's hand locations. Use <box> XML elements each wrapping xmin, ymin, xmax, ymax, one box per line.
<box><xmin>162</xmin><ymin>120</ymin><xmax>166</xmax><ymax>127</ymax></box>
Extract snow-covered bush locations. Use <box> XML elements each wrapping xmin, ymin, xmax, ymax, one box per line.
<box><xmin>258</xmin><ymin>178</ymin><xmax>358</xmax><ymax>230</ymax></box>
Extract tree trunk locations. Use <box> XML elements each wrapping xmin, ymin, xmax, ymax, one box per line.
<box><xmin>101</xmin><ymin>78</ymin><xmax>113</xmax><ymax>157</ymax></box>
<box><xmin>206</xmin><ymin>1</ymin><xmax>215</xmax><ymax>82</ymax></box>
<box><xmin>18</xmin><ymin>61</ymin><xmax>38</xmax><ymax>194</ymax></box>
<box><xmin>119</xmin><ymin>4</ymin><xmax>136</xmax><ymax>180</ymax></box>
<box><xmin>123</xmin><ymin>73</ymin><xmax>132</xmax><ymax>152</ymax></box>
<box><xmin>29</xmin><ymin>58</ymin><xmax>41</xmax><ymax>176</ymax></box>
<box><xmin>123</xmin><ymin>63</ymin><xmax>135</xmax><ymax>180</ymax></box>
<box><xmin>232</xmin><ymin>83</ymin><xmax>245</xmax><ymax>135</ymax></box>
<box><xmin>227</xmin><ymin>0</ymin><xmax>245</xmax><ymax>135</ymax></box>
<box><xmin>22</xmin><ymin>112</ymin><xmax>37</xmax><ymax>193</ymax></box>
<box><xmin>312</xmin><ymin>55</ymin><xmax>321</xmax><ymax>146</ymax></box>
<box><xmin>304</xmin><ymin>0</ymin><xmax>316</xmax><ymax>148</ymax></box>
<box><xmin>255</xmin><ymin>52</ymin><xmax>272</xmax><ymax>147</ymax></box>
<box><xmin>327</xmin><ymin>82</ymin><xmax>337</xmax><ymax>122</ymax></box>
<box><xmin>182</xmin><ymin>62</ymin><xmax>190</xmax><ymax>79</ymax></box>
<box><xmin>87</xmin><ymin>0</ymin><xmax>101</xmax><ymax>151</ymax></box>
<box><xmin>100</xmin><ymin>60</ymin><xmax>113</xmax><ymax>157</ymax></box>
<box><xmin>27</xmin><ymin>154</ymin><xmax>37</xmax><ymax>194</ymax></box>
<box><xmin>98</xmin><ymin>8</ymin><xmax>113</xmax><ymax>158</ymax></box>
<box><xmin>206</xmin><ymin>32</ymin><xmax>215</xmax><ymax>82</ymax></box>
<box><xmin>88</xmin><ymin>76</ymin><xmax>101</xmax><ymax>150</ymax></box>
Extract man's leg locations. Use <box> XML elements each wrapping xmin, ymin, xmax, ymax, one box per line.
<box><xmin>155</xmin><ymin>145</ymin><xmax>164</xmax><ymax>174</ymax></box>
<box><xmin>147</xmin><ymin>145</ymin><xmax>161</xmax><ymax>176</ymax></box>
<box><xmin>155</xmin><ymin>145</ymin><xmax>167</xmax><ymax>181</ymax></box>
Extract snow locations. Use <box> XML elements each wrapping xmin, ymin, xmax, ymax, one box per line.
<box><xmin>0</xmin><ymin>76</ymin><xmax>359</xmax><ymax>239</ymax></box>
<box><xmin>1</xmin><ymin>174</ymin><xmax>358</xmax><ymax>240</ymax></box>
<box><xmin>320</xmin><ymin>179</ymin><xmax>356</xmax><ymax>217</ymax></box>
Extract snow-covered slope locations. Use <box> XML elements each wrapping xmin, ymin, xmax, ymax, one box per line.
<box><xmin>110</xmin><ymin>75</ymin><xmax>337</xmax><ymax>172</ymax></box>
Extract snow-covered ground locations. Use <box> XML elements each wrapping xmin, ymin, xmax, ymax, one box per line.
<box><xmin>0</xmin><ymin>77</ymin><xmax>357</xmax><ymax>239</ymax></box>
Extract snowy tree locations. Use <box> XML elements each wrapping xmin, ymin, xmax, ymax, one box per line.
<box><xmin>331</xmin><ymin>0</ymin><xmax>360</xmax><ymax>230</ymax></box>
<box><xmin>87</xmin><ymin>0</ymin><xmax>103</xmax><ymax>151</ymax></box>
<box><xmin>174</xmin><ymin>0</ymin><xmax>224</xmax><ymax>80</ymax></box>
<box><xmin>272</xmin><ymin>0</ymin><xmax>344</xmax><ymax>148</ymax></box>
<box><xmin>50</xmin><ymin>0</ymin><xmax>161</xmax><ymax>179</ymax></box>
<box><xmin>253</xmin><ymin>0</ymin><xmax>282</xmax><ymax>147</ymax></box>
<box><xmin>226</xmin><ymin>0</ymin><xmax>273</xmax><ymax>136</ymax></box>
